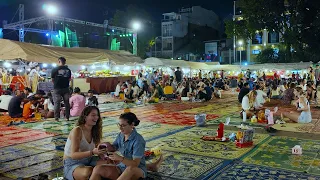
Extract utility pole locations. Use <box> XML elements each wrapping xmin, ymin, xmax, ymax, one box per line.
<box><xmin>233</xmin><ymin>1</ymin><xmax>236</xmax><ymax>64</ymax></box>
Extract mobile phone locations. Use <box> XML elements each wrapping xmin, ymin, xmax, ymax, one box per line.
<box><xmin>98</xmin><ymin>144</ymin><xmax>107</xmax><ymax>150</ymax></box>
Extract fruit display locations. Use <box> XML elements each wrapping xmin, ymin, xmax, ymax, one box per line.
<box><xmin>77</xmin><ymin>69</ymin><xmax>131</xmax><ymax>78</ymax></box>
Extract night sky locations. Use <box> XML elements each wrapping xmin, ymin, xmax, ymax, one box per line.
<box><xmin>0</xmin><ymin>0</ymin><xmax>234</xmax><ymax>26</ymax></box>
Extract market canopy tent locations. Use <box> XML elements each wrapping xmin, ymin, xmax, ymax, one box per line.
<box><xmin>0</xmin><ymin>39</ymin><xmax>143</xmax><ymax>65</ymax></box>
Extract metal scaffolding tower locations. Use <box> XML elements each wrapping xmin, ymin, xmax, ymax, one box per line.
<box><xmin>3</xmin><ymin>4</ymin><xmax>138</xmax><ymax>55</ymax></box>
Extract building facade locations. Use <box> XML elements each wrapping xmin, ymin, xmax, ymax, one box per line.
<box><xmin>159</xmin><ymin>6</ymin><xmax>221</xmax><ymax>60</ymax></box>
<box><xmin>233</xmin><ymin>7</ymin><xmax>281</xmax><ymax>63</ymax></box>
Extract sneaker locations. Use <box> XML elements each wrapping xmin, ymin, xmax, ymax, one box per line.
<box><xmin>265</xmin><ymin>127</ymin><xmax>277</xmax><ymax>133</ymax></box>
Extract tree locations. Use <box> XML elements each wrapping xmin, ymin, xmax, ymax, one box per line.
<box><xmin>225</xmin><ymin>0</ymin><xmax>320</xmax><ymax>63</ymax></box>
<box><xmin>110</xmin><ymin>5</ymin><xmax>157</xmax><ymax>58</ymax></box>
<box><xmin>256</xmin><ymin>48</ymin><xmax>278</xmax><ymax>63</ymax></box>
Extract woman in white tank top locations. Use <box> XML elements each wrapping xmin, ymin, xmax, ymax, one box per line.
<box><xmin>282</xmin><ymin>87</ymin><xmax>312</xmax><ymax>123</ymax></box>
<box><xmin>63</xmin><ymin>106</ymin><xmax>105</xmax><ymax>180</ymax></box>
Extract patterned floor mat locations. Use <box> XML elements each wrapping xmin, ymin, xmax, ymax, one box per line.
<box><xmin>101</xmin><ymin>122</ymin><xmax>187</xmax><ymax>143</ymax></box>
<box><xmin>212</xmin><ymin>161</ymin><xmax>320</xmax><ymax>180</ymax></box>
<box><xmin>0</xmin><ymin>150</ymin><xmax>63</xmax><ymax>179</ymax></box>
<box><xmin>147</xmin><ymin>151</ymin><xmax>224</xmax><ymax>180</ymax></box>
<box><xmin>146</xmin><ymin>127</ymin><xmax>269</xmax><ymax>159</ymax></box>
<box><xmin>182</xmin><ymin>103</ymin><xmax>241</xmax><ymax>116</ymax></box>
<box><xmin>242</xmin><ymin>136</ymin><xmax>320</xmax><ymax>175</ymax></box>
<box><xmin>207</xmin><ymin>114</ymin><xmax>268</xmax><ymax>128</ymax></box>
<box><xmin>0</xmin><ymin>129</ymin><xmax>56</xmax><ymax>148</ymax></box>
<box><xmin>0</xmin><ymin>126</ymin><xmax>32</xmax><ymax>136</ymax></box>
<box><xmin>143</xmin><ymin>113</ymin><xmax>219</xmax><ymax>125</ymax></box>
<box><xmin>272</xmin><ymin>119</ymin><xmax>320</xmax><ymax>134</ymax></box>
<box><xmin>18</xmin><ymin>117</ymin><xmax>119</xmax><ymax>134</ymax></box>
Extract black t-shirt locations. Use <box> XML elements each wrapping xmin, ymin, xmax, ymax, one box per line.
<box><xmin>238</xmin><ymin>87</ymin><xmax>250</xmax><ymax>103</ymax></box>
<box><xmin>125</xmin><ymin>90</ymin><xmax>134</xmax><ymax>100</ymax></box>
<box><xmin>51</xmin><ymin>66</ymin><xmax>72</xmax><ymax>89</ymax></box>
<box><xmin>8</xmin><ymin>96</ymin><xmax>23</xmax><ymax>117</ymax></box>
<box><xmin>175</xmin><ymin>70</ymin><xmax>182</xmax><ymax>82</ymax></box>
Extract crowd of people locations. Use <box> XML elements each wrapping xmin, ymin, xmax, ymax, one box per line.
<box><xmin>0</xmin><ymin>57</ymin><xmax>319</xmax><ymax>179</ymax></box>
<box><xmin>0</xmin><ymin>57</ymin><xmax>99</xmax><ymax>121</ymax></box>
<box><xmin>238</xmin><ymin>65</ymin><xmax>319</xmax><ymax>124</ymax></box>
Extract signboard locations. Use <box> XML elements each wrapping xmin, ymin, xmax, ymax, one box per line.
<box><xmin>37</xmin><ymin>82</ymin><xmax>54</xmax><ymax>93</ymax></box>
<box><xmin>0</xmin><ymin>28</ymin><xmax>3</xmax><ymax>39</ymax></box>
<box><xmin>205</xmin><ymin>42</ymin><xmax>218</xmax><ymax>55</ymax></box>
<box><xmin>131</xmin><ymin>70</ymin><xmax>139</xmax><ymax>76</ymax></box>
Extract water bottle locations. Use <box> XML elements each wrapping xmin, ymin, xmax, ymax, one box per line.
<box><xmin>242</xmin><ymin>111</ymin><xmax>247</xmax><ymax>122</ymax></box>
<box><xmin>60</xmin><ymin>110</ymin><xmax>64</xmax><ymax>119</ymax></box>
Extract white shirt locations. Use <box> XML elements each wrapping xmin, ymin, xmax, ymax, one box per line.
<box><xmin>132</xmin><ymin>86</ymin><xmax>140</xmax><ymax>95</ymax></box>
<box><xmin>303</xmin><ymin>84</ymin><xmax>307</xmax><ymax>91</ymax></box>
<box><xmin>115</xmin><ymin>84</ymin><xmax>121</xmax><ymax>96</ymax></box>
<box><xmin>29</xmin><ymin>69</ymin><xmax>40</xmax><ymax>80</ymax></box>
<box><xmin>176</xmin><ymin>86</ymin><xmax>185</xmax><ymax>95</ymax></box>
<box><xmin>255</xmin><ymin>90</ymin><xmax>267</xmax><ymax>107</ymax></box>
<box><xmin>242</xmin><ymin>95</ymin><xmax>251</xmax><ymax>110</ymax></box>
<box><xmin>27</xmin><ymin>93</ymin><xmax>34</xmax><ymax>98</ymax></box>
<box><xmin>0</xmin><ymin>95</ymin><xmax>13</xmax><ymax>110</ymax></box>
<box><xmin>279</xmin><ymin>85</ymin><xmax>286</xmax><ymax>92</ymax></box>
<box><xmin>198</xmin><ymin>82</ymin><xmax>205</xmax><ymax>87</ymax></box>
<box><xmin>44</xmin><ymin>99</ymin><xmax>54</xmax><ymax>111</ymax></box>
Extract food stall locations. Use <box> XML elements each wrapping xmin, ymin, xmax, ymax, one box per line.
<box><xmin>0</xmin><ymin>39</ymin><xmax>143</xmax><ymax>93</ymax></box>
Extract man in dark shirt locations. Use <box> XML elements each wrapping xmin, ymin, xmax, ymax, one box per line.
<box><xmin>8</xmin><ymin>95</ymin><xmax>24</xmax><ymax>118</ymax></box>
<box><xmin>174</xmin><ymin>67</ymin><xmax>182</xmax><ymax>83</ymax></box>
<box><xmin>51</xmin><ymin>57</ymin><xmax>72</xmax><ymax>121</ymax></box>
<box><xmin>238</xmin><ymin>82</ymin><xmax>250</xmax><ymax>103</ymax></box>
<box><xmin>204</xmin><ymin>83</ymin><xmax>212</xmax><ymax>101</ymax></box>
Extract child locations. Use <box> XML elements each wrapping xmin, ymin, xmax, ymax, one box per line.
<box><xmin>86</xmin><ymin>90</ymin><xmax>99</xmax><ymax>106</ymax></box>
<box><xmin>23</xmin><ymin>96</ymin><xmax>39</xmax><ymax>118</ymax></box>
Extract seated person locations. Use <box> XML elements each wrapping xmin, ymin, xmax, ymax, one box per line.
<box><xmin>43</xmin><ymin>92</ymin><xmax>54</xmax><ymax>118</ymax></box>
<box><xmin>23</xmin><ymin>96</ymin><xmax>40</xmax><ymax>118</ymax></box>
<box><xmin>175</xmin><ymin>83</ymin><xmax>185</xmax><ymax>96</ymax></box>
<box><xmin>255</xmin><ymin>85</ymin><xmax>267</xmax><ymax>108</ymax></box>
<box><xmin>14</xmin><ymin>89</ymin><xmax>22</xmax><ymax>97</ymax></box>
<box><xmin>197</xmin><ymin>84</ymin><xmax>211</xmax><ymax>101</ymax></box>
<box><xmin>282</xmin><ymin>83</ymin><xmax>296</xmax><ymax>105</ymax></box>
<box><xmin>23</xmin><ymin>87</ymin><xmax>34</xmax><ymax>98</ymax></box>
<box><xmin>216</xmin><ymin>79</ymin><xmax>225</xmax><ymax>89</ymax></box>
<box><xmin>163</xmin><ymin>82</ymin><xmax>175</xmax><ymax>99</ymax></box>
<box><xmin>238</xmin><ymin>83</ymin><xmax>250</xmax><ymax>103</ymax></box>
<box><xmin>8</xmin><ymin>95</ymin><xmax>24</xmax><ymax>118</ymax></box>
<box><xmin>124</xmin><ymin>84</ymin><xmax>135</xmax><ymax>102</ymax></box>
<box><xmin>132</xmin><ymin>82</ymin><xmax>140</xmax><ymax>98</ymax></box>
<box><xmin>306</xmin><ymin>83</ymin><xmax>317</xmax><ymax>104</ymax></box>
<box><xmin>86</xmin><ymin>90</ymin><xmax>99</xmax><ymax>106</ymax></box>
<box><xmin>156</xmin><ymin>83</ymin><xmax>164</xmax><ymax>98</ymax></box>
<box><xmin>270</xmin><ymin>84</ymin><xmax>282</xmax><ymax>99</ymax></box>
<box><xmin>282</xmin><ymin>87</ymin><xmax>312</xmax><ymax>123</ymax></box>
<box><xmin>242</xmin><ymin>90</ymin><xmax>259</xmax><ymax>118</ymax></box>
<box><xmin>90</xmin><ymin>112</ymin><xmax>163</xmax><ymax>180</ymax></box>
<box><xmin>0</xmin><ymin>91</ymin><xmax>13</xmax><ymax>112</ymax></box>
<box><xmin>63</xmin><ymin>108</ymin><xmax>164</xmax><ymax>180</ymax></box>
<box><xmin>203</xmin><ymin>82</ymin><xmax>212</xmax><ymax>101</ymax></box>
<box><xmin>148</xmin><ymin>83</ymin><xmax>159</xmax><ymax>103</ymax></box>
<box><xmin>70</xmin><ymin>87</ymin><xmax>86</xmax><ymax>117</ymax></box>
<box><xmin>114</xmin><ymin>81</ymin><xmax>121</xmax><ymax>97</ymax></box>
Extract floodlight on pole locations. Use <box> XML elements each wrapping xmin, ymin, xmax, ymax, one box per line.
<box><xmin>238</xmin><ymin>40</ymin><xmax>243</xmax><ymax>69</ymax></box>
<box><xmin>44</xmin><ymin>4</ymin><xmax>58</xmax><ymax>15</ymax></box>
<box><xmin>132</xmin><ymin>21</ymin><xmax>141</xmax><ymax>31</ymax></box>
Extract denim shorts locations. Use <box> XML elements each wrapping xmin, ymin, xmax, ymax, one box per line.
<box><xmin>63</xmin><ymin>156</ymin><xmax>99</xmax><ymax>180</ymax></box>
